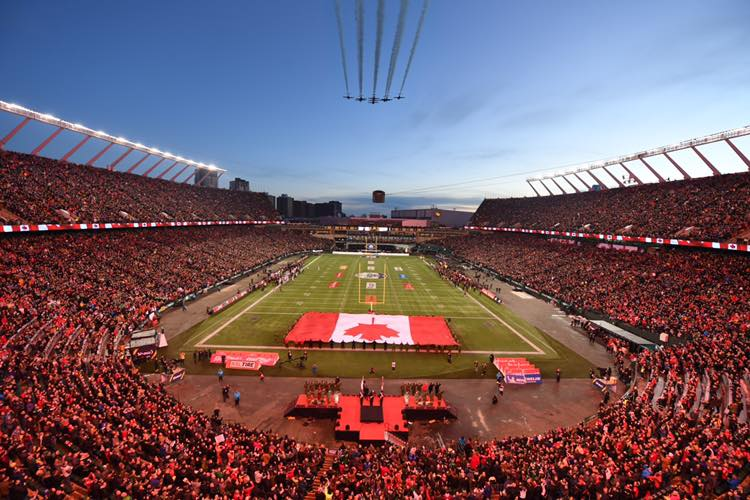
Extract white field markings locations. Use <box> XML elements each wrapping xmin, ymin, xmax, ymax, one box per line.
<box><xmin>195</xmin><ymin>284</ymin><xmax>280</xmax><ymax>347</ymax></box>
<box><xmin>193</xmin><ymin>254</ymin><xmax>326</xmax><ymax>346</ymax></box>
<box><xmin>464</xmin><ymin>292</ymin><xmax>546</xmax><ymax>355</ymax></box>
<box><xmin>197</xmin><ymin>343</ymin><xmax>538</xmax><ymax>355</ymax></box>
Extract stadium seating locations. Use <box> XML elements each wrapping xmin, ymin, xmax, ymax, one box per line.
<box><xmin>0</xmin><ymin>151</ymin><xmax>277</xmax><ymax>224</ymax></box>
<box><xmin>472</xmin><ymin>172</ymin><xmax>750</xmax><ymax>241</ymax></box>
<box><xmin>1</xmin><ymin>174</ymin><xmax>749</xmax><ymax>497</ymax></box>
<box><xmin>0</xmin><ymin>227</ymin><xmax>321</xmax><ymax>353</ymax></box>
<box><xmin>442</xmin><ymin>233</ymin><xmax>750</xmax><ymax>341</ymax></box>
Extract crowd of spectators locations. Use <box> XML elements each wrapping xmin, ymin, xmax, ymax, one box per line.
<box><xmin>472</xmin><ymin>171</ymin><xmax>750</xmax><ymax>241</ymax></box>
<box><xmin>0</xmin><ymin>227</ymin><xmax>322</xmax><ymax>355</ymax></box>
<box><xmin>1</xmin><ymin>218</ymin><xmax>749</xmax><ymax>495</ymax></box>
<box><xmin>443</xmin><ymin>234</ymin><xmax>750</xmax><ymax>342</ymax></box>
<box><xmin>0</xmin><ymin>151</ymin><xmax>277</xmax><ymax>224</ymax></box>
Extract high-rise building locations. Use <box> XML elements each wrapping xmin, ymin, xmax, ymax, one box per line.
<box><xmin>194</xmin><ymin>168</ymin><xmax>219</xmax><ymax>188</ymax></box>
<box><xmin>229</xmin><ymin>177</ymin><xmax>250</xmax><ymax>191</ymax></box>
<box><xmin>313</xmin><ymin>201</ymin><xmax>343</xmax><ymax>218</ymax></box>
<box><xmin>276</xmin><ymin>194</ymin><xmax>294</xmax><ymax>218</ymax></box>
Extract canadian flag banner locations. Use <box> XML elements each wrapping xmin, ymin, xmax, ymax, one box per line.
<box><xmin>285</xmin><ymin>312</ymin><xmax>458</xmax><ymax>346</ymax></box>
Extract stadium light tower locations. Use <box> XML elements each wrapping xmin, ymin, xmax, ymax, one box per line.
<box><xmin>526</xmin><ymin>124</ymin><xmax>750</xmax><ymax>195</ymax></box>
<box><xmin>0</xmin><ymin>100</ymin><xmax>226</xmax><ymax>183</ymax></box>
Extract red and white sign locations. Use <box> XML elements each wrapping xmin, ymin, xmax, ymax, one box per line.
<box><xmin>493</xmin><ymin>358</ymin><xmax>542</xmax><ymax>384</ymax></box>
<box><xmin>464</xmin><ymin>226</ymin><xmax>750</xmax><ymax>253</ymax></box>
<box><xmin>210</xmin><ymin>351</ymin><xmax>279</xmax><ymax>370</ymax></box>
<box><xmin>285</xmin><ymin>312</ymin><xmax>458</xmax><ymax>346</ymax></box>
<box><xmin>1</xmin><ymin>219</ymin><xmax>284</xmax><ymax>234</ymax></box>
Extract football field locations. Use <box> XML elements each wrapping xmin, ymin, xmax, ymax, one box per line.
<box><xmin>167</xmin><ymin>253</ymin><xmax>593</xmax><ymax>378</ymax></box>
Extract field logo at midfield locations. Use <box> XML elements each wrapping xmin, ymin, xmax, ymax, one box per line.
<box><xmin>284</xmin><ymin>313</ymin><xmax>459</xmax><ymax>346</ymax></box>
<box><xmin>356</xmin><ymin>272</ymin><xmax>386</xmax><ymax>279</ymax></box>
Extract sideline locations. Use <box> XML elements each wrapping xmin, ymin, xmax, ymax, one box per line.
<box><xmin>196</xmin><ymin>254</ymin><xmax>323</xmax><ymax>347</ymax></box>
<box><xmin>464</xmin><ymin>292</ymin><xmax>546</xmax><ymax>355</ymax></box>
<box><xmin>195</xmin><ymin>343</ymin><xmax>541</xmax><ymax>355</ymax></box>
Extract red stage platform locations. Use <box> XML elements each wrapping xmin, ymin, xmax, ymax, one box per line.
<box><xmin>285</xmin><ymin>393</ymin><xmax>456</xmax><ymax>443</ymax></box>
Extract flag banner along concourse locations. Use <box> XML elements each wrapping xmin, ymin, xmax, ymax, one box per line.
<box><xmin>284</xmin><ymin>312</ymin><xmax>458</xmax><ymax>346</ymax></box>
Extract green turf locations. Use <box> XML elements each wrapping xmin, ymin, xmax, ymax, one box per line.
<box><xmin>163</xmin><ymin>253</ymin><xmax>593</xmax><ymax>378</ymax></box>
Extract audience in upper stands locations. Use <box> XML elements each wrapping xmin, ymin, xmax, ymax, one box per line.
<box><xmin>1</xmin><ymin>160</ymin><xmax>749</xmax><ymax>497</ymax></box>
<box><xmin>443</xmin><ymin>233</ymin><xmax>750</xmax><ymax>341</ymax></box>
<box><xmin>0</xmin><ymin>151</ymin><xmax>277</xmax><ymax>224</ymax></box>
<box><xmin>472</xmin><ymin>171</ymin><xmax>750</xmax><ymax>241</ymax></box>
<box><xmin>0</xmin><ymin>227</ymin><xmax>321</xmax><ymax>353</ymax></box>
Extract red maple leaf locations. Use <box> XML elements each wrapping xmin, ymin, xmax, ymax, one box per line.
<box><xmin>344</xmin><ymin>319</ymin><xmax>400</xmax><ymax>342</ymax></box>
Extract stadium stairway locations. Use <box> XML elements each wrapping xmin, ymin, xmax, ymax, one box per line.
<box><xmin>305</xmin><ymin>450</ymin><xmax>336</xmax><ymax>500</ymax></box>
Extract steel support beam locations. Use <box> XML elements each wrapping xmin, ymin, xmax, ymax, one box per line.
<box><xmin>0</xmin><ymin>117</ymin><xmax>32</xmax><ymax>149</ymax></box>
<box><xmin>157</xmin><ymin>161</ymin><xmax>180</xmax><ymax>179</ymax></box>
<box><xmin>573</xmin><ymin>172</ymin><xmax>591</xmax><ymax>189</ymax></box>
<box><xmin>108</xmin><ymin>147</ymin><xmax>133</xmax><ymax>171</ymax></box>
<box><xmin>538</xmin><ymin>180</ymin><xmax>554</xmax><ymax>196</ymax></box>
<box><xmin>663</xmin><ymin>152</ymin><xmax>691</xmax><ymax>179</ymax></box>
<box><xmin>602</xmin><ymin>166</ymin><xmax>624</xmax><ymax>188</ymax></box>
<box><xmin>60</xmin><ymin>135</ymin><xmax>91</xmax><ymax>162</ymax></box>
<box><xmin>87</xmin><ymin>143</ymin><xmax>114</xmax><ymax>166</ymax></box>
<box><xmin>561</xmin><ymin>175</ymin><xmax>581</xmax><ymax>193</ymax></box>
<box><xmin>639</xmin><ymin>157</ymin><xmax>665</xmax><ymax>182</ymax></box>
<box><xmin>31</xmin><ymin>126</ymin><xmax>64</xmax><ymax>155</ymax></box>
<box><xmin>126</xmin><ymin>153</ymin><xmax>150</xmax><ymax>174</ymax></box>
<box><xmin>619</xmin><ymin>162</ymin><xmax>642</xmax><ymax>185</ymax></box>
<box><xmin>587</xmin><ymin>170</ymin><xmax>609</xmax><ymax>189</ymax></box>
<box><xmin>691</xmin><ymin>146</ymin><xmax>720</xmax><ymax>176</ymax></box>
<box><xmin>142</xmin><ymin>157</ymin><xmax>166</xmax><ymax>177</ymax></box>
<box><xmin>195</xmin><ymin>169</ymin><xmax>212</xmax><ymax>187</ymax></box>
<box><xmin>527</xmin><ymin>180</ymin><xmax>541</xmax><ymax>196</ymax></box>
<box><xmin>550</xmin><ymin>177</ymin><xmax>567</xmax><ymax>194</ymax></box>
<box><xmin>725</xmin><ymin>139</ymin><xmax>750</xmax><ymax>170</ymax></box>
<box><xmin>169</xmin><ymin>164</ymin><xmax>190</xmax><ymax>182</ymax></box>
<box><xmin>181</xmin><ymin>169</ymin><xmax>197</xmax><ymax>184</ymax></box>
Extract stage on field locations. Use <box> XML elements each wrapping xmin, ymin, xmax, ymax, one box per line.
<box><xmin>283</xmin><ymin>312</ymin><xmax>459</xmax><ymax>347</ymax></box>
<box><xmin>285</xmin><ymin>393</ymin><xmax>456</xmax><ymax>443</ymax></box>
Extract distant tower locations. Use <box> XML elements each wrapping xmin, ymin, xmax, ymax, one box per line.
<box><xmin>194</xmin><ymin>167</ymin><xmax>219</xmax><ymax>188</ymax></box>
<box><xmin>229</xmin><ymin>177</ymin><xmax>250</xmax><ymax>191</ymax></box>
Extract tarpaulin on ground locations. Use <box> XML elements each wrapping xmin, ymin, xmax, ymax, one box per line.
<box><xmin>284</xmin><ymin>312</ymin><xmax>458</xmax><ymax>346</ymax></box>
<box><xmin>493</xmin><ymin>357</ymin><xmax>542</xmax><ymax>384</ymax></box>
<box><xmin>210</xmin><ymin>351</ymin><xmax>280</xmax><ymax>370</ymax></box>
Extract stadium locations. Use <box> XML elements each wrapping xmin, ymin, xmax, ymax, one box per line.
<box><xmin>1</xmin><ymin>2</ymin><xmax>749</xmax><ymax>499</ymax></box>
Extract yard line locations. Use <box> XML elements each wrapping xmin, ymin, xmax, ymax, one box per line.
<box><xmin>302</xmin><ymin>254</ymin><xmax>324</xmax><ymax>270</ymax></box>
<box><xmin>464</xmin><ymin>292</ymin><xmax>545</xmax><ymax>354</ymax></box>
<box><xmin>196</xmin><ymin>285</ymin><xmax>280</xmax><ymax>347</ymax></box>
<box><xmin>197</xmin><ymin>343</ymin><xmax>541</xmax><ymax>355</ymax></box>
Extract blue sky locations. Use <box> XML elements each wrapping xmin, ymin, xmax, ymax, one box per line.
<box><xmin>1</xmin><ymin>0</ymin><xmax>749</xmax><ymax>215</ymax></box>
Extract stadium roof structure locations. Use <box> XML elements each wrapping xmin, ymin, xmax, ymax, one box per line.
<box><xmin>0</xmin><ymin>100</ymin><xmax>226</xmax><ymax>186</ymax></box>
<box><xmin>526</xmin><ymin>125</ymin><xmax>750</xmax><ymax>196</ymax></box>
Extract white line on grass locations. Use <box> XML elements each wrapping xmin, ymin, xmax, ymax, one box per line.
<box><xmin>196</xmin><ymin>285</ymin><xmax>280</xmax><ymax>347</ymax></box>
<box><xmin>197</xmin><ymin>343</ymin><xmax>541</xmax><ymax>355</ymax></box>
<box><xmin>464</xmin><ymin>292</ymin><xmax>545</xmax><ymax>355</ymax></box>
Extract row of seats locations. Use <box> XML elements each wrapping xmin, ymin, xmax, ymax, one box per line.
<box><xmin>472</xmin><ymin>171</ymin><xmax>750</xmax><ymax>241</ymax></box>
<box><xmin>0</xmin><ymin>151</ymin><xmax>277</xmax><ymax>224</ymax></box>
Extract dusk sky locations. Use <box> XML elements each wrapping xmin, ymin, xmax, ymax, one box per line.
<box><xmin>1</xmin><ymin>0</ymin><xmax>749</xmax><ymax>214</ymax></box>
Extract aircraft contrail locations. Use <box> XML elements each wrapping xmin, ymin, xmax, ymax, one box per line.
<box><xmin>356</xmin><ymin>0</ymin><xmax>364</xmax><ymax>99</ymax></box>
<box><xmin>398</xmin><ymin>0</ymin><xmax>430</xmax><ymax>98</ymax></box>
<box><xmin>384</xmin><ymin>0</ymin><xmax>409</xmax><ymax>100</ymax></box>
<box><xmin>371</xmin><ymin>0</ymin><xmax>385</xmax><ymax>99</ymax></box>
<box><xmin>334</xmin><ymin>0</ymin><xmax>351</xmax><ymax>97</ymax></box>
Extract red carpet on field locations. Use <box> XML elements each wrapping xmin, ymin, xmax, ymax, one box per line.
<box><xmin>284</xmin><ymin>312</ymin><xmax>458</xmax><ymax>346</ymax></box>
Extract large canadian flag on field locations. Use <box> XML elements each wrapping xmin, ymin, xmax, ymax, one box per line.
<box><xmin>285</xmin><ymin>312</ymin><xmax>458</xmax><ymax>346</ymax></box>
